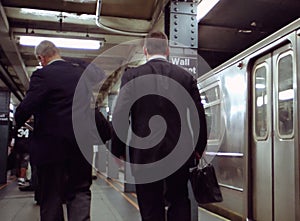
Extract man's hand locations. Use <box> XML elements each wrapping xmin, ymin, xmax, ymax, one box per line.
<box><xmin>195</xmin><ymin>151</ymin><xmax>202</xmax><ymax>160</ymax></box>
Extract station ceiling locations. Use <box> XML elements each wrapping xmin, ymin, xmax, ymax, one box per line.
<box><xmin>0</xmin><ymin>0</ymin><xmax>300</xmax><ymax>103</ymax></box>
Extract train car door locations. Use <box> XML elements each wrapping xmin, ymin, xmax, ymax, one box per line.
<box><xmin>251</xmin><ymin>43</ymin><xmax>296</xmax><ymax>221</ymax></box>
<box><xmin>272</xmin><ymin>45</ymin><xmax>296</xmax><ymax>221</ymax></box>
<box><xmin>252</xmin><ymin>53</ymin><xmax>273</xmax><ymax>221</ymax></box>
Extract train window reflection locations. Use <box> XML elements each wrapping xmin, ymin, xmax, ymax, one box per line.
<box><xmin>277</xmin><ymin>53</ymin><xmax>294</xmax><ymax>137</ymax></box>
<box><xmin>254</xmin><ymin>64</ymin><xmax>268</xmax><ymax>139</ymax></box>
<box><xmin>201</xmin><ymin>85</ymin><xmax>221</xmax><ymax>141</ymax></box>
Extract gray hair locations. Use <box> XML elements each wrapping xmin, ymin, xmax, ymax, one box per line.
<box><xmin>35</xmin><ymin>40</ymin><xmax>60</xmax><ymax>58</ymax></box>
<box><xmin>144</xmin><ymin>31</ymin><xmax>169</xmax><ymax>55</ymax></box>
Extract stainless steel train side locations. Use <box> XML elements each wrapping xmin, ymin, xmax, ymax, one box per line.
<box><xmin>197</xmin><ymin>18</ymin><xmax>300</xmax><ymax>221</ymax></box>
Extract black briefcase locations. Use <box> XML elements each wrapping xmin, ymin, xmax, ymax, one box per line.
<box><xmin>190</xmin><ymin>158</ymin><xmax>223</xmax><ymax>204</ymax></box>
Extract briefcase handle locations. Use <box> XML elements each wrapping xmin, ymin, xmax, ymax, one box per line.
<box><xmin>198</xmin><ymin>154</ymin><xmax>209</xmax><ymax>169</ymax></box>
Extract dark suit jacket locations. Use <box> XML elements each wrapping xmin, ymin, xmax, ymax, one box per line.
<box><xmin>15</xmin><ymin>60</ymin><xmax>110</xmax><ymax>165</ymax></box>
<box><xmin>111</xmin><ymin>59</ymin><xmax>207</xmax><ymax>169</ymax></box>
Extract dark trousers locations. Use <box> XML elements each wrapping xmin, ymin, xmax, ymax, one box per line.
<box><xmin>30</xmin><ymin>164</ymin><xmax>40</xmax><ymax>203</ymax></box>
<box><xmin>37</xmin><ymin>157</ymin><xmax>92</xmax><ymax>221</ymax></box>
<box><xmin>135</xmin><ymin>165</ymin><xmax>191</xmax><ymax>221</ymax></box>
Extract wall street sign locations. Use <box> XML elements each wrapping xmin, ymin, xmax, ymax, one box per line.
<box><xmin>169</xmin><ymin>55</ymin><xmax>198</xmax><ymax>78</ymax></box>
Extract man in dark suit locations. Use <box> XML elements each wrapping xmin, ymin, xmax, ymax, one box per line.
<box><xmin>111</xmin><ymin>31</ymin><xmax>207</xmax><ymax>221</ymax></box>
<box><xmin>15</xmin><ymin>40</ymin><xmax>110</xmax><ymax>221</ymax></box>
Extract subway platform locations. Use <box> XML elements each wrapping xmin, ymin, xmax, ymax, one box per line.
<box><xmin>0</xmin><ymin>172</ymin><xmax>229</xmax><ymax>221</ymax></box>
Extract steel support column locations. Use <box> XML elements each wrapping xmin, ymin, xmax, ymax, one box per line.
<box><xmin>107</xmin><ymin>93</ymin><xmax>119</xmax><ymax>179</ymax></box>
<box><xmin>0</xmin><ymin>90</ymin><xmax>10</xmax><ymax>184</ymax></box>
<box><xmin>165</xmin><ymin>1</ymin><xmax>199</xmax><ymax>220</ymax></box>
<box><xmin>166</xmin><ymin>0</ymin><xmax>199</xmax><ymax>79</ymax></box>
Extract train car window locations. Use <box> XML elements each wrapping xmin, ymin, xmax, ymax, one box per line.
<box><xmin>254</xmin><ymin>64</ymin><xmax>268</xmax><ymax>140</ymax></box>
<box><xmin>200</xmin><ymin>85</ymin><xmax>221</xmax><ymax>141</ymax></box>
<box><xmin>201</xmin><ymin>83</ymin><xmax>244</xmax><ymax>190</ymax></box>
<box><xmin>277</xmin><ymin>53</ymin><xmax>294</xmax><ymax>138</ymax></box>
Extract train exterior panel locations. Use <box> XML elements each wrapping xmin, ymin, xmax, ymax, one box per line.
<box><xmin>197</xmin><ymin>18</ymin><xmax>300</xmax><ymax>221</ymax></box>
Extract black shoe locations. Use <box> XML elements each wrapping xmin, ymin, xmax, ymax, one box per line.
<box><xmin>19</xmin><ymin>185</ymin><xmax>34</xmax><ymax>191</ymax></box>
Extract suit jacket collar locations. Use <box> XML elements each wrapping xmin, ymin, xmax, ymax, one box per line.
<box><xmin>48</xmin><ymin>59</ymin><xmax>65</xmax><ymax>65</ymax></box>
<box><xmin>147</xmin><ymin>58</ymin><xmax>168</xmax><ymax>63</ymax></box>
<box><xmin>148</xmin><ymin>55</ymin><xmax>168</xmax><ymax>62</ymax></box>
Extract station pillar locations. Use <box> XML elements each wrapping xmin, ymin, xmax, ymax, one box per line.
<box><xmin>166</xmin><ymin>0</ymin><xmax>199</xmax><ymax>79</ymax></box>
<box><xmin>107</xmin><ymin>93</ymin><xmax>119</xmax><ymax>179</ymax></box>
<box><xmin>0</xmin><ymin>90</ymin><xmax>10</xmax><ymax>184</ymax></box>
<box><xmin>165</xmin><ymin>1</ymin><xmax>199</xmax><ymax>220</ymax></box>
<box><xmin>96</xmin><ymin>106</ymin><xmax>108</xmax><ymax>173</ymax></box>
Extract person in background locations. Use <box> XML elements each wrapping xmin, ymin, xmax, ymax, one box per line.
<box><xmin>6</xmin><ymin>123</ymin><xmax>17</xmax><ymax>180</ymax></box>
<box><xmin>16</xmin><ymin>117</ymin><xmax>41</xmax><ymax>205</ymax></box>
<box><xmin>111</xmin><ymin>31</ymin><xmax>207</xmax><ymax>221</ymax></box>
<box><xmin>13</xmin><ymin>118</ymin><xmax>32</xmax><ymax>186</ymax></box>
<box><xmin>15</xmin><ymin>40</ymin><xmax>110</xmax><ymax>221</ymax></box>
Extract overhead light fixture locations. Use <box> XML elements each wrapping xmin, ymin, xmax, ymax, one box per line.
<box><xmin>20</xmin><ymin>8</ymin><xmax>95</xmax><ymax>21</ymax></box>
<box><xmin>197</xmin><ymin>0</ymin><xmax>220</xmax><ymax>22</ymax></box>
<box><xmin>256</xmin><ymin>95</ymin><xmax>268</xmax><ymax>107</ymax></box>
<box><xmin>279</xmin><ymin>89</ymin><xmax>294</xmax><ymax>101</ymax></box>
<box><xmin>19</xmin><ymin>35</ymin><xmax>102</xmax><ymax>50</ymax></box>
<box><xmin>256</xmin><ymin>83</ymin><xmax>266</xmax><ymax>89</ymax></box>
<box><xmin>238</xmin><ymin>29</ymin><xmax>252</xmax><ymax>34</ymax></box>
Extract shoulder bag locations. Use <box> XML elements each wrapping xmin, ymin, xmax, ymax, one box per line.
<box><xmin>189</xmin><ymin>156</ymin><xmax>223</xmax><ymax>204</ymax></box>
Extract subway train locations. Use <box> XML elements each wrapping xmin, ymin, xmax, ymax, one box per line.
<box><xmin>197</xmin><ymin>18</ymin><xmax>300</xmax><ymax>221</ymax></box>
